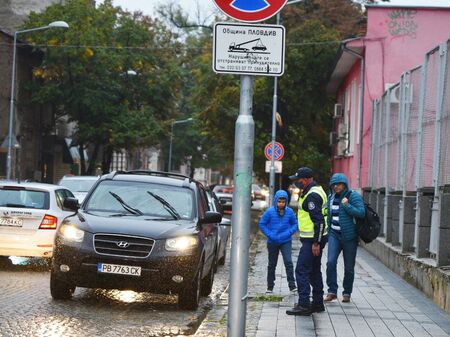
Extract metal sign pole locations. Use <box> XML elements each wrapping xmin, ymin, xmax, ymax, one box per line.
<box><xmin>269</xmin><ymin>12</ymin><xmax>281</xmax><ymax>206</ymax></box>
<box><xmin>228</xmin><ymin>75</ymin><xmax>254</xmax><ymax>337</ymax></box>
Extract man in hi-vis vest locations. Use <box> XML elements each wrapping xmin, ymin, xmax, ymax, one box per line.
<box><xmin>286</xmin><ymin>167</ymin><xmax>328</xmax><ymax>316</ymax></box>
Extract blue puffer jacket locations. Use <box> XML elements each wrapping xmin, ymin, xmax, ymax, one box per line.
<box><xmin>327</xmin><ymin>173</ymin><xmax>365</xmax><ymax>241</ymax></box>
<box><xmin>258</xmin><ymin>190</ymin><xmax>298</xmax><ymax>244</ymax></box>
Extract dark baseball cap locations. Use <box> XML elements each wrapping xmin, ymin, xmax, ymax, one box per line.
<box><xmin>289</xmin><ymin>167</ymin><xmax>313</xmax><ymax>180</ymax></box>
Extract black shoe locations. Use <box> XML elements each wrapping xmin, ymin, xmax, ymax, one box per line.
<box><xmin>286</xmin><ymin>304</ymin><xmax>312</xmax><ymax>316</ymax></box>
<box><xmin>311</xmin><ymin>303</ymin><xmax>325</xmax><ymax>313</ymax></box>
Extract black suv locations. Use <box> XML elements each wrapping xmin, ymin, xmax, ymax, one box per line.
<box><xmin>50</xmin><ymin>170</ymin><xmax>222</xmax><ymax>310</ymax></box>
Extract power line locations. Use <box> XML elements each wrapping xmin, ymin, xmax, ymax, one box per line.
<box><xmin>0</xmin><ymin>39</ymin><xmax>344</xmax><ymax>50</ymax></box>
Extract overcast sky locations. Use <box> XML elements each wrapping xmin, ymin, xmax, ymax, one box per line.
<box><xmin>103</xmin><ymin>0</ymin><xmax>450</xmax><ymax>19</ymax></box>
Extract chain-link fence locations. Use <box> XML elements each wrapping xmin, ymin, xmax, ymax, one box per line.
<box><xmin>368</xmin><ymin>41</ymin><xmax>450</xmax><ymax>266</ymax></box>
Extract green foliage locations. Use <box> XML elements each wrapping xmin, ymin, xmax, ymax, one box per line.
<box><xmin>22</xmin><ymin>0</ymin><xmax>182</xmax><ymax>173</ymax></box>
<box><xmin>182</xmin><ymin>0</ymin><xmax>364</xmax><ymax>183</ymax></box>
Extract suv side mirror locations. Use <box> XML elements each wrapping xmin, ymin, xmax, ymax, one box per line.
<box><xmin>199</xmin><ymin>211</ymin><xmax>222</xmax><ymax>224</ymax></box>
<box><xmin>63</xmin><ymin>197</ymin><xmax>80</xmax><ymax>211</ymax></box>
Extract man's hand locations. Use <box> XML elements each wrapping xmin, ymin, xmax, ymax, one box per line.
<box><xmin>341</xmin><ymin>197</ymin><xmax>348</xmax><ymax>206</ymax></box>
<box><xmin>312</xmin><ymin>243</ymin><xmax>320</xmax><ymax>256</ymax></box>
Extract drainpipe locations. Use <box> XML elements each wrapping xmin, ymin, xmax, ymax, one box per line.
<box><xmin>342</xmin><ymin>41</ymin><xmax>365</xmax><ymax>190</ymax></box>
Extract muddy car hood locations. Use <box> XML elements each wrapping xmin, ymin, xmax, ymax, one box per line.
<box><xmin>66</xmin><ymin>211</ymin><xmax>198</xmax><ymax>239</ymax></box>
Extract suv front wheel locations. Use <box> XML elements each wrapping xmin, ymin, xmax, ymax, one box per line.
<box><xmin>178</xmin><ymin>263</ymin><xmax>202</xmax><ymax>310</ymax></box>
<box><xmin>50</xmin><ymin>271</ymin><xmax>75</xmax><ymax>300</ymax></box>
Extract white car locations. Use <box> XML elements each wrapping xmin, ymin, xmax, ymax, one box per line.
<box><xmin>57</xmin><ymin>175</ymin><xmax>99</xmax><ymax>203</ymax></box>
<box><xmin>0</xmin><ymin>182</ymin><xmax>75</xmax><ymax>258</ymax></box>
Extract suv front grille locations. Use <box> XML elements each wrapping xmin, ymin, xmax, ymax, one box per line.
<box><xmin>94</xmin><ymin>234</ymin><xmax>155</xmax><ymax>258</ymax></box>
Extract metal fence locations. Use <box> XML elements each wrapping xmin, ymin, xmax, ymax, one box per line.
<box><xmin>368</xmin><ymin>40</ymin><xmax>450</xmax><ymax>266</ymax></box>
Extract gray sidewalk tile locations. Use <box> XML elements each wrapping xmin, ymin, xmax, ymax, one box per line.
<box><xmin>382</xmin><ymin>319</ymin><xmax>413</xmax><ymax>336</ymax></box>
<box><xmin>421</xmin><ymin>323</ymin><xmax>449</xmax><ymax>337</ymax></box>
<box><xmin>403</xmin><ymin>321</ymin><xmax>435</xmax><ymax>337</ymax></box>
<box><xmin>364</xmin><ymin>317</ymin><xmax>394</xmax><ymax>336</ymax></box>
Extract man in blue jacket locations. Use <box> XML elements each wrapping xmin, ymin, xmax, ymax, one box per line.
<box><xmin>259</xmin><ymin>190</ymin><xmax>298</xmax><ymax>294</ymax></box>
<box><xmin>325</xmin><ymin>173</ymin><xmax>365</xmax><ymax>303</ymax></box>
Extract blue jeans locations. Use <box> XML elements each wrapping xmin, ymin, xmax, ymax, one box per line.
<box><xmin>295</xmin><ymin>239</ymin><xmax>326</xmax><ymax>307</ymax></box>
<box><xmin>326</xmin><ymin>232</ymin><xmax>357</xmax><ymax>296</ymax></box>
<box><xmin>267</xmin><ymin>241</ymin><xmax>296</xmax><ymax>289</ymax></box>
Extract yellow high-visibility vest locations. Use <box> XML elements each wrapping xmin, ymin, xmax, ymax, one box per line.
<box><xmin>297</xmin><ymin>185</ymin><xmax>328</xmax><ymax>239</ymax></box>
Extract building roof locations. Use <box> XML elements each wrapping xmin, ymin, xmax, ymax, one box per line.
<box><xmin>326</xmin><ymin>38</ymin><xmax>364</xmax><ymax>95</ymax></box>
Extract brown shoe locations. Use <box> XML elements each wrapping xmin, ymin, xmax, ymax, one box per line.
<box><xmin>324</xmin><ymin>293</ymin><xmax>337</xmax><ymax>302</ymax></box>
<box><xmin>342</xmin><ymin>295</ymin><xmax>351</xmax><ymax>303</ymax></box>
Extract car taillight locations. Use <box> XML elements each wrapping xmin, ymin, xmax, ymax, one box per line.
<box><xmin>39</xmin><ymin>215</ymin><xmax>58</xmax><ymax>229</ymax></box>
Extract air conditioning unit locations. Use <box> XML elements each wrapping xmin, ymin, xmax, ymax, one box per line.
<box><xmin>336</xmin><ymin>139</ymin><xmax>348</xmax><ymax>157</ymax></box>
<box><xmin>389</xmin><ymin>84</ymin><xmax>413</xmax><ymax>104</ymax></box>
<box><xmin>329</xmin><ymin>131</ymin><xmax>338</xmax><ymax>145</ymax></box>
<box><xmin>333</xmin><ymin>103</ymin><xmax>343</xmax><ymax>118</ymax></box>
<box><xmin>337</xmin><ymin>123</ymin><xmax>348</xmax><ymax>138</ymax></box>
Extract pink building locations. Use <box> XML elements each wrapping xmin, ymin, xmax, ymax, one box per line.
<box><xmin>327</xmin><ymin>4</ymin><xmax>450</xmax><ymax>190</ymax></box>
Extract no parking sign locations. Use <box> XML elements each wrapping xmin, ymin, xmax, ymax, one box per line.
<box><xmin>264</xmin><ymin>142</ymin><xmax>284</xmax><ymax>161</ymax></box>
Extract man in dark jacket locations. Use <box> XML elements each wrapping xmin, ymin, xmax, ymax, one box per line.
<box><xmin>286</xmin><ymin>167</ymin><xmax>328</xmax><ymax>316</ymax></box>
<box><xmin>259</xmin><ymin>190</ymin><xmax>298</xmax><ymax>294</ymax></box>
<box><xmin>325</xmin><ymin>173</ymin><xmax>365</xmax><ymax>303</ymax></box>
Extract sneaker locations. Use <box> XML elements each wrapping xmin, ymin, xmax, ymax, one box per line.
<box><xmin>265</xmin><ymin>287</ymin><xmax>273</xmax><ymax>294</ymax></box>
<box><xmin>342</xmin><ymin>294</ymin><xmax>351</xmax><ymax>303</ymax></box>
<box><xmin>289</xmin><ymin>286</ymin><xmax>297</xmax><ymax>294</ymax></box>
<box><xmin>324</xmin><ymin>293</ymin><xmax>337</xmax><ymax>302</ymax></box>
<box><xmin>311</xmin><ymin>303</ymin><xmax>325</xmax><ymax>313</ymax></box>
<box><xmin>286</xmin><ymin>304</ymin><xmax>312</xmax><ymax>316</ymax></box>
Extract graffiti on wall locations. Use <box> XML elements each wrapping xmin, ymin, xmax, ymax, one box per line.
<box><xmin>388</xmin><ymin>9</ymin><xmax>418</xmax><ymax>39</ymax></box>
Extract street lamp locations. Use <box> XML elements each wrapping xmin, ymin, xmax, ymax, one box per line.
<box><xmin>168</xmin><ymin>117</ymin><xmax>193</xmax><ymax>172</ymax></box>
<box><xmin>5</xmin><ymin>20</ymin><xmax>69</xmax><ymax>180</ymax></box>
<box><xmin>269</xmin><ymin>0</ymin><xmax>303</xmax><ymax>204</ymax></box>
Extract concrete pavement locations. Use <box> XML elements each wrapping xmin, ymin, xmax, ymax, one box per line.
<box><xmin>194</xmin><ymin>232</ymin><xmax>450</xmax><ymax>337</ymax></box>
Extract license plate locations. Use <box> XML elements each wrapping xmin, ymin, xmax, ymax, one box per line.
<box><xmin>97</xmin><ymin>263</ymin><xmax>141</xmax><ymax>276</ymax></box>
<box><xmin>0</xmin><ymin>217</ymin><xmax>23</xmax><ymax>227</ymax></box>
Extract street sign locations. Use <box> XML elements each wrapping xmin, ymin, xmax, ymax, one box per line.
<box><xmin>264</xmin><ymin>141</ymin><xmax>284</xmax><ymax>161</ymax></box>
<box><xmin>213</xmin><ymin>0</ymin><xmax>288</xmax><ymax>23</ymax></box>
<box><xmin>213</xmin><ymin>22</ymin><xmax>285</xmax><ymax>77</ymax></box>
<box><xmin>265</xmin><ymin>160</ymin><xmax>282</xmax><ymax>173</ymax></box>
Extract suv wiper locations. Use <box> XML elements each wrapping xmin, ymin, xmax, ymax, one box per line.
<box><xmin>108</xmin><ymin>192</ymin><xmax>143</xmax><ymax>215</ymax></box>
<box><xmin>146</xmin><ymin>191</ymin><xmax>181</xmax><ymax>220</ymax></box>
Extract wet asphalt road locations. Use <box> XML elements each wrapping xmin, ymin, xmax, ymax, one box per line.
<box><xmin>0</xmin><ymin>253</ymin><xmax>229</xmax><ymax>336</ymax></box>
<box><xmin>0</xmin><ymin>211</ymin><xmax>261</xmax><ymax>337</ymax></box>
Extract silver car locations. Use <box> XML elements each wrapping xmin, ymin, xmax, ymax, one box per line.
<box><xmin>0</xmin><ymin>181</ymin><xmax>75</xmax><ymax>258</ymax></box>
<box><xmin>206</xmin><ymin>190</ymin><xmax>231</xmax><ymax>267</ymax></box>
<box><xmin>57</xmin><ymin>175</ymin><xmax>99</xmax><ymax>203</ymax></box>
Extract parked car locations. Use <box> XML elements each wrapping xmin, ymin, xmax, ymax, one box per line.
<box><xmin>206</xmin><ymin>190</ymin><xmax>231</xmax><ymax>268</ymax></box>
<box><xmin>212</xmin><ymin>185</ymin><xmax>233</xmax><ymax>214</ymax></box>
<box><xmin>50</xmin><ymin>170</ymin><xmax>222</xmax><ymax>310</ymax></box>
<box><xmin>0</xmin><ymin>181</ymin><xmax>75</xmax><ymax>258</ymax></box>
<box><xmin>57</xmin><ymin>175</ymin><xmax>100</xmax><ymax>203</ymax></box>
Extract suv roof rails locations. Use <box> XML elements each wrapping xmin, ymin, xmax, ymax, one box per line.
<box><xmin>104</xmin><ymin>170</ymin><xmax>194</xmax><ymax>183</ymax></box>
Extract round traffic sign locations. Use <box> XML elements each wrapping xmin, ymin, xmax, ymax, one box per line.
<box><xmin>265</xmin><ymin>142</ymin><xmax>284</xmax><ymax>161</ymax></box>
<box><xmin>213</xmin><ymin>0</ymin><xmax>288</xmax><ymax>23</ymax></box>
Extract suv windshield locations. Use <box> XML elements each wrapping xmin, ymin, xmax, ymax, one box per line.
<box><xmin>84</xmin><ymin>180</ymin><xmax>195</xmax><ymax>220</ymax></box>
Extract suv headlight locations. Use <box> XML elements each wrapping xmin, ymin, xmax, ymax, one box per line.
<box><xmin>165</xmin><ymin>236</ymin><xmax>198</xmax><ymax>251</ymax></box>
<box><xmin>60</xmin><ymin>224</ymin><xmax>85</xmax><ymax>242</ymax></box>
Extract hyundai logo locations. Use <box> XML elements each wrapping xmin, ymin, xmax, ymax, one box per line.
<box><xmin>116</xmin><ymin>241</ymin><xmax>130</xmax><ymax>248</ymax></box>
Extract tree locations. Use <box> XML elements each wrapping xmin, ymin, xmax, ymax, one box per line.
<box><xmin>22</xmin><ymin>0</ymin><xmax>182</xmax><ymax>174</ymax></box>
<box><xmin>180</xmin><ymin>0</ymin><xmax>365</xmax><ymax>184</ymax></box>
